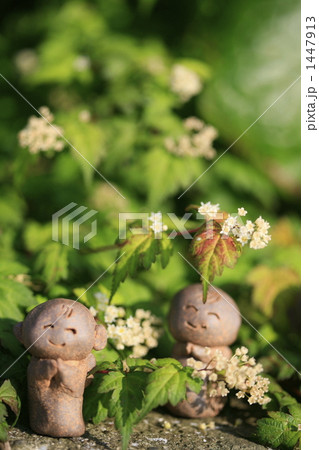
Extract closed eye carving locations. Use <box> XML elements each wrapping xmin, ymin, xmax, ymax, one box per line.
<box><xmin>43</xmin><ymin>324</ymin><xmax>54</xmax><ymax>329</ymax></box>
<box><xmin>208</xmin><ymin>312</ymin><xmax>220</xmax><ymax>320</ymax></box>
<box><xmin>66</xmin><ymin>328</ymin><xmax>77</xmax><ymax>334</ymax></box>
<box><xmin>186</xmin><ymin>305</ymin><xmax>198</xmax><ymax>312</ymax></box>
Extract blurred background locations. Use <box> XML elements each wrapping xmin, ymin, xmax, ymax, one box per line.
<box><xmin>0</xmin><ymin>0</ymin><xmax>300</xmax><ymax>399</ymax></box>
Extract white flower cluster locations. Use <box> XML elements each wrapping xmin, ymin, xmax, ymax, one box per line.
<box><xmin>187</xmin><ymin>346</ymin><xmax>271</xmax><ymax>406</ymax></box>
<box><xmin>14</xmin><ymin>49</ymin><xmax>38</xmax><ymax>75</ymax></box>
<box><xmin>89</xmin><ymin>292</ymin><xmax>163</xmax><ymax>358</ymax></box>
<box><xmin>18</xmin><ymin>106</ymin><xmax>65</xmax><ymax>154</ymax></box>
<box><xmin>73</xmin><ymin>55</ymin><xmax>91</xmax><ymax>72</ymax></box>
<box><xmin>170</xmin><ymin>65</ymin><xmax>202</xmax><ymax>102</ymax></box>
<box><xmin>78</xmin><ymin>109</ymin><xmax>91</xmax><ymax>123</ymax></box>
<box><xmin>149</xmin><ymin>212</ymin><xmax>168</xmax><ymax>236</ymax></box>
<box><xmin>165</xmin><ymin>117</ymin><xmax>218</xmax><ymax>160</ymax></box>
<box><xmin>198</xmin><ymin>201</ymin><xmax>220</xmax><ymax>220</ymax></box>
<box><xmin>220</xmin><ymin>208</ymin><xmax>271</xmax><ymax>249</ymax></box>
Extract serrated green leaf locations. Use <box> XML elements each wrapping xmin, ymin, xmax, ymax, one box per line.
<box><xmin>111</xmin><ymin>234</ymin><xmax>152</xmax><ymax>297</ymax></box>
<box><xmin>160</xmin><ymin>234</ymin><xmax>174</xmax><ymax>268</ymax></box>
<box><xmin>140</xmin><ymin>147</ymin><xmax>204</xmax><ymax>206</ymax></box>
<box><xmin>83</xmin><ymin>374</ymin><xmax>110</xmax><ymax>424</ymax></box>
<box><xmin>34</xmin><ymin>242</ymin><xmax>69</xmax><ymax>290</ymax></box>
<box><xmin>110</xmin><ymin>371</ymin><xmax>148</xmax><ymax>450</ymax></box>
<box><xmin>139</xmin><ymin>362</ymin><xmax>198</xmax><ymax>420</ymax></box>
<box><xmin>247</xmin><ymin>265</ymin><xmax>300</xmax><ymax>317</ymax></box>
<box><xmin>287</xmin><ymin>404</ymin><xmax>301</xmax><ymax>423</ymax></box>
<box><xmin>0</xmin><ymin>279</ymin><xmax>34</xmax><ymax>321</ymax></box>
<box><xmin>257</xmin><ymin>414</ymin><xmax>300</xmax><ymax>448</ymax></box>
<box><xmin>190</xmin><ymin>222</ymin><xmax>241</xmax><ymax>301</ymax></box>
<box><xmin>0</xmin><ymin>404</ymin><xmax>7</xmax><ymax>423</ymax></box>
<box><xmin>0</xmin><ymin>380</ymin><xmax>20</xmax><ymax>442</ymax></box>
<box><xmin>0</xmin><ymin>421</ymin><xmax>9</xmax><ymax>443</ymax></box>
<box><xmin>85</xmin><ymin>358</ymin><xmax>203</xmax><ymax>450</ymax></box>
<box><xmin>97</xmin><ymin>371</ymin><xmax>125</xmax><ymax>394</ymax></box>
<box><xmin>268</xmin><ymin>411</ymin><xmax>299</xmax><ymax>428</ymax></box>
<box><xmin>216</xmin><ymin>236</ymin><xmax>241</xmax><ymax>269</ymax></box>
<box><xmin>0</xmin><ymin>381</ymin><xmax>20</xmax><ymax>417</ymax></box>
<box><xmin>267</xmin><ymin>379</ymin><xmax>299</xmax><ymax>410</ymax></box>
<box><xmin>0</xmin><ymin>261</ymin><xmax>29</xmax><ymax>277</ymax></box>
<box><xmin>111</xmin><ymin>232</ymin><xmax>172</xmax><ymax>298</ymax></box>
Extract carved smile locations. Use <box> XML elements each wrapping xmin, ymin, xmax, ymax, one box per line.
<box><xmin>48</xmin><ymin>339</ymin><xmax>66</xmax><ymax>347</ymax></box>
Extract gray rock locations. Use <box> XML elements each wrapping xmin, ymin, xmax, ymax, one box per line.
<box><xmin>8</xmin><ymin>409</ymin><xmax>268</xmax><ymax>449</ymax></box>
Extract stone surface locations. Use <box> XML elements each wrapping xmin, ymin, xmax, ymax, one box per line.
<box><xmin>8</xmin><ymin>407</ymin><xmax>268</xmax><ymax>449</ymax></box>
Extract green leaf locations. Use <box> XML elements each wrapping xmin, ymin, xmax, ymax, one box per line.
<box><xmin>0</xmin><ymin>421</ymin><xmax>9</xmax><ymax>443</ymax></box>
<box><xmin>34</xmin><ymin>242</ymin><xmax>69</xmax><ymax>290</ymax></box>
<box><xmin>138</xmin><ymin>361</ymin><xmax>202</xmax><ymax>421</ymax></box>
<box><xmin>256</xmin><ymin>413</ymin><xmax>300</xmax><ymax>448</ymax></box>
<box><xmin>0</xmin><ymin>261</ymin><xmax>29</xmax><ymax>278</ymax></box>
<box><xmin>160</xmin><ymin>234</ymin><xmax>174</xmax><ymax>268</ymax></box>
<box><xmin>190</xmin><ymin>221</ymin><xmax>241</xmax><ymax>300</ymax></box>
<box><xmin>86</xmin><ymin>358</ymin><xmax>202</xmax><ymax>450</ymax></box>
<box><xmin>83</xmin><ymin>374</ymin><xmax>109</xmax><ymax>424</ymax></box>
<box><xmin>267</xmin><ymin>378</ymin><xmax>299</xmax><ymax>410</ymax></box>
<box><xmin>110</xmin><ymin>371</ymin><xmax>148</xmax><ymax>450</ymax></box>
<box><xmin>140</xmin><ymin>147</ymin><xmax>204</xmax><ymax>206</ymax></box>
<box><xmin>62</xmin><ymin>116</ymin><xmax>106</xmax><ymax>186</ymax></box>
<box><xmin>0</xmin><ymin>380</ymin><xmax>21</xmax><ymax>442</ymax></box>
<box><xmin>111</xmin><ymin>232</ymin><xmax>172</xmax><ymax>298</ymax></box>
<box><xmin>287</xmin><ymin>404</ymin><xmax>301</xmax><ymax>423</ymax></box>
<box><xmin>24</xmin><ymin>221</ymin><xmax>53</xmax><ymax>252</ymax></box>
<box><xmin>97</xmin><ymin>369</ymin><xmax>147</xmax><ymax>450</ymax></box>
<box><xmin>0</xmin><ymin>380</ymin><xmax>20</xmax><ymax>417</ymax></box>
<box><xmin>0</xmin><ymin>279</ymin><xmax>34</xmax><ymax>321</ymax></box>
<box><xmin>256</xmin><ymin>379</ymin><xmax>301</xmax><ymax>449</ymax></box>
<box><xmin>247</xmin><ymin>265</ymin><xmax>300</xmax><ymax>317</ymax></box>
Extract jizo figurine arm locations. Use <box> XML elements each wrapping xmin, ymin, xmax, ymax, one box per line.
<box><xmin>29</xmin><ymin>358</ymin><xmax>58</xmax><ymax>381</ymax></box>
<box><xmin>84</xmin><ymin>353</ymin><xmax>96</xmax><ymax>388</ymax></box>
<box><xmin>54</xmin><ymin>359</ymin><xmax>85</xmax><ymax>396</ymax></box>
<box><xmin>188</xmin><ymin>343</ymin><xmax>232</xmax><ymax>363</ymax></box>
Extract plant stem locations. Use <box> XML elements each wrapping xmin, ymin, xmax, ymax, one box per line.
<box><xmin>80</xmin><ymin>241</ymin><xmax>128</xmax><ymax>254</ymax></box>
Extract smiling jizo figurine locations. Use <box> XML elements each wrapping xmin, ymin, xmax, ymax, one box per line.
<box><xmin>14</xmin><ymin>298</ymin><xmax>107</xmax><ymax>437</ymax></box>
<box><xmin>168</xmin><ymin>283</ymin><xmax>241</xmax><ymax>418</ymax></box>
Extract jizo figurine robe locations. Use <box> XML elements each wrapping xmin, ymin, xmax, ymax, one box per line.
<box><xmin>168</xmin><ymin>283</ymin><xmax>241</xmax><ymax>418</ymax></box>
<box><xmin>14</xmin><ymin>298</ymin><xmax>107</xmax><ymax>437</ymax></box>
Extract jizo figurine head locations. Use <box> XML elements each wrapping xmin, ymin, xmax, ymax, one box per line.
<box><xmin>13</xmin><ymin>298</ymin><xmax>107</xmax><ymax>437</ymax></box>
<box><xmin>14</xmin><ymin>298</ymin><xmax>106</xmax><ymax>359</ymax></box>
<box><xmin>169</xmin><ymin>283</ymin><xmax>241</xmax><ymax>347</ymax></box>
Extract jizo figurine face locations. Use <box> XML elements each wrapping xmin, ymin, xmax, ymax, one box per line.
<box><xmin>14</xmin><ymin>298</ymin><xmax>106</xmax><ymax>360</ymax></box>
<box><xmin>169</xmin><ymin>283</ymin><xmax>241</xmax><ymax>346</ymax></box>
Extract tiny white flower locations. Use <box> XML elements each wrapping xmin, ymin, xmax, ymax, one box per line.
<box><xmin>170</xmin><ymin>64</ymin><xmax>202</xmax><ymax>102</ymax></box>
<box><xmin>198</xmin><ymin>202</ymin><xmax>220</xmax><ymax>219</ymax></box>
<box><xmin>245</xmin><ymin>220</ymin><xmax>255</xmax><ymax>233</ymax></box>
<box><xmin>89</xmin><ymin>306</ymin><xmax>98</xmax><ymax>317</ymax></box>
<box><xmin>238</xmin><ymin>207</ymin><xmax>247</xmax><ymax>216</ymax></box>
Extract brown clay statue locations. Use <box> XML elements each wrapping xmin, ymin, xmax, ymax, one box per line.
<box><xmin>13</xmin><ymin>298</ymin><xmax>107</xmax><ymax>437</ymax></box>
<box><xmin>168</xmin><ymin>283</ymin><xmax>241</xmax><ymax>418</ymax></box>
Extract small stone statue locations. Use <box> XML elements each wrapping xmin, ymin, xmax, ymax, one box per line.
<box><xmin>14</xmin><ymin>298</ymin><xmax>107</xmax><ymax>437</ymax></box>
<box><xmin>168</xmin><ymin>283</ymin><xmax>241</xmax><ymax>418</ymax></box>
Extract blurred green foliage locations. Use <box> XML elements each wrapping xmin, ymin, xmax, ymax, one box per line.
<box><xmin>0</xmin><ymin>0</ymin><xmax>300</xmax><ymax>445</ymax></box>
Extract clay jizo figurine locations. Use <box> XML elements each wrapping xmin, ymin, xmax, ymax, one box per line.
<box><xmin>14</xmin><ymin>298</ymin><xmax>107</xmax><ymax>437</ymax></box>
<box><xmin>168</xmin><ymin>283</ymin><xmax>241</xmax><ymax>418</ymax></box>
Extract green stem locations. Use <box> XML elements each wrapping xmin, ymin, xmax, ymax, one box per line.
<box><xmin>79</xmin><ymin>241</ymin><xmax>128</xmax><ymax>254</ymax></box>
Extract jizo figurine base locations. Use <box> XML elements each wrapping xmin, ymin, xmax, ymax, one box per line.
<box><xmin>14</xmin><ymin>298</ymin><xmax>107</xmax><ymax>437</ymax></box>
<box><xmin>168</xmin><ymin>283</ymin><xmax>241</xmax><ymax>418</ymax></box>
